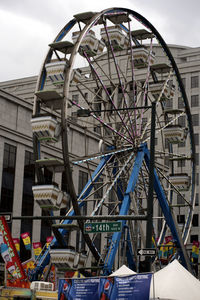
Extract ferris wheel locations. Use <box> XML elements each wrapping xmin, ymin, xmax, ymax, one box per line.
<box><xmin>30</xmin><ymin>7</ymin><xmax>195</xmax><ymax>280</ymax></box>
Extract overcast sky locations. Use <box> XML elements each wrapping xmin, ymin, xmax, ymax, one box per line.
<box><xmin>0</xmin><ymin>0</ymin><xmax>199</xmax><ymax>82</ymax></box>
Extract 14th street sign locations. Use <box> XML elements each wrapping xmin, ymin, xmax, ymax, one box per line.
<box><xmin>137</xmin><ymin>248</ymin><xmax>156</xmax><ymax>256</ymax></box>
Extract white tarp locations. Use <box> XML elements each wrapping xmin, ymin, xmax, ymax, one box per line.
<box><xmin>150</xmin><ymin>259</ymin><xmax>200</xmax><ymax>300</ymax></box>
<box><xmin>110</xmin><ymin>264</ymin><xmax>136</xmax><ymax>277</ymax></box>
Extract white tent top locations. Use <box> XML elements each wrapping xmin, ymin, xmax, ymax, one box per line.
<box><xmin>110</xmin><ymin>265</ymin><xmax>136</xmax><ymax>277</ymax></box>
<box><xmin>150</xmin><ymin>259</ymin><xmax>200</xmax><ymax>300</ymax></box>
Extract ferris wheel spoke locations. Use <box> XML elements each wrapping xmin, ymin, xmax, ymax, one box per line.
<box><xmin>82</xmin><ymin>50</ymin><xmax>134</xmax><ymax>141</ymax></box>
<box><xmin>102</xmin><ymin>22</ymin><xmax>135</xmax><ymax>138</ymax></box>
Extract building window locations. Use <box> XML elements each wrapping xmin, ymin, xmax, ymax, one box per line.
<box><xmin>190</xmin><ymin>235</ymin><xmax>198</xmax><ymax>243</ymax></box>
<box><xmin>164</xmin><ymin>157</ymin><xmax>170</xmax><ymax>167</ymax></box>
<box><xmin>192</xmin><ymin>214</ymin><xmax>199</xmax><ymax>227</ymax></box>
<box><xmin>181</xmin><ymin>78</ymin><xmax>186</xmax><ymax>88</ymax></box>
<box><xmin>165</xmin><ymin>139</ymin><xmax>170</xmax><ymax>149</ymax></box>
<box><xmin>195</xmin><ymin>153</ymin><xmax>199</xmax><ymax>165</ymax></box>
<box><xmin>76</xmin><ymin>170</ymin><xmax>88</xmax><ymax>251</ymax></box>
<box><xmin>177</xmin><ymin>215</ymin><xmax>185</xmax><ymax>224</ymax></box>
<box><xmin>178</xmin><ymin>97</ymin><xmax>184</xmax><ymax>109</ymax></box>
<box><xmin>21</xmin><ymin>152</ymin><xmax>34</xmax><ymax>232</ymax></box>
<box><xmin>192</xmin><ymin>114</ymin><xmax>199</xmax><ymax>126</ymax></box>
<box><xmin>94</xmin><ymin>126</ymin><xmax>101</xmax><ymax>135</ymax></box>
<box><xmin>191</xmin><ymin>95</ymin><xmax>199</xmax><ymax>107</ymax></box>
<box><xmin>178</xmin><ymin>159</ymin><xmax>185</xmax><ymax>168</ymax></box>
<box><xmin>195</xmin><ymin>193</ymin><xmax>199</xmax><ymax>206</ymax></box>
<box><xmin>178</xmin><ymin>141</ymin><xmax>186</xmax><ymax>148</ymax></box>
<box><xmin>177</xmin><ymin>194</ymin><xmax>185</xmax><ymax>205</ymax></box>
<box><xmin>194</xmin><ymin>133</ymin><xmax>199</xmax><ymax>146</ymax></box>
<box><xmin>20</xmin><ymin>151</ymin><xmax>34</xmax><ymax>261</ymax></box>
<box><xmin>178</xmin><ymin>115</ymin><xmax>186</xmax><ymax>127</ymax></box>
<box><xmin>94</xmin><ymin>89</ymin><xmax>102</xmax><ymax>115</ymax></box>
<box><xmin>0</xmin><ymin>143</ymin><xmax>16</xmax><ymax>214</ymax></box>
<box><xmin>165</xmin><ymin>98</ymin><xmax>173</xmax><ymax>109</ymax></box>
<box><xmin>191</xmin><ymin>75</ymin><xmax>199</xmax><ymax>89</ymax></box>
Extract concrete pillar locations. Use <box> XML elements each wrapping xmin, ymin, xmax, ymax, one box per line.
<box><xmin>12</xmin><ymin>144</ymin><xmax>25</xmax><ymax>237</ymax></box>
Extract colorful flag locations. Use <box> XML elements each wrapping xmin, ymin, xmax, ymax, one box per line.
<box><xmin>21</xmin><ymin>232</ymin><xmax>31</xmax><ymax>251</ymax></box>
<box><xmin>33</xmin><ymin>242</ymin><xmax>42</xmax><ymax>259</ymax></box>
<box><xmin>0</xmin><ymin>216</ymin><xmax>26</xmax><ymax>280</ymax></box>
<box><xmin>192</xmin><ymin>241</ymin><xmax>199</xmax><ymax>259</ymax></box>
<box><xmin>13</xmin><ymin>238</ymin><xmax>20</xmax><ymax>256</ymax></box>
<box><xmin>46</xmin><ymin>236</ymin><xmax>54</xmax><ymax>248</ymax></box>
<box><xmin>165</xmin><ymin>235</ymin><xmax>174</xmax><ymax>257</ymax></box>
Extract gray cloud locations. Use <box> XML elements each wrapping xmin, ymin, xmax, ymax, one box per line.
<box><xmin>0</xmin><ymin>0</ymin><xmax>199</xmax><ymax>81</ymax></box>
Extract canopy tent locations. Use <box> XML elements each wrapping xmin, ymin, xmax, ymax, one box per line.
<box><xmin>150</xmin><ymin>259</ymin><xmax>200</xmax><ymax>300</ymax></box>
<box><xmin>110</xmin><ymin>264</ymin><xmax>137</xmax><ymax>277</ymax></box>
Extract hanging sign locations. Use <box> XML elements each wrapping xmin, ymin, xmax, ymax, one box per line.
<box><xmin>21</xmin><ymin>232</ymin><xmax>31</xmax><ymax>251</ymax></box>
<box><xmin>46</xmin><ymin>236</ymin><xmax>54</xmax><ymax>248</ymax></box>
<box><xmin>13</xmin><ymin>238</ymin><xmax>20</xmax><ymax>256</ymax></box>
<box><xmin>0</xmin><ymin>216</ymin><xmax>26</xmax><ymax>280</ymax></box>
<box><xmin>33</xmin><ymin>242</ymin><xmax>42</xmax><ymax>259</ymax></box>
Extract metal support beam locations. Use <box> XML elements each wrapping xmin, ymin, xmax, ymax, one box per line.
<box><xmin>103</xmin><ymin>148</ymin><xmax>145</xmax><ymax>275</ymax></box>
<box><xmin>12</xmin><ymin>215</ymin><xmax>147</xmax><ymax>221</ymax></box>
<box><xmin>145</xmin><ymin>101</ymin><xmax>156</xmax><ymax>272</ymax></box>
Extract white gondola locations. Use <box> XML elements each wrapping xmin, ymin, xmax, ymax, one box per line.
<box><xmin>163</xmin><ymin>125</ymin><xmax>188</xmax><ymax>144</ymax></box>
<box><xmin>49</xmin><ymin>249</ymin><xmax>87</xmax><ymax>269</ymax></box>
<box><xmin>131</xmin><ymin>46</ymin><xmax>155</xmax><ymax>68</ymax></box>
<box><xmin>72</xmin><ymin>30</ymin><xmax>104</xmax><ymax>57</ymax></box>
<box><xmin>45</xmin><ymin>59</ymin><xmax>69</xmax><ymax>85</ymax></box>
<box><xmin>100</xmin><ymin>25</ymin><xmax>128</xmax><ymax>51</ymax></box>
<box><xmin>32</xmin><ymin>184</ymin><xmax>68</xmax><ymax>210</ymax></box>
<box><xmin>149</xmin><ymin>81</ymin><xmax>175</xmax><ymax>100</ymax></box>
<box><xmin>169</xmin><ymin>173</ymin><xmax>191</xmax><ymax>191</ymax></box>
<box><xmin>31</xmin><ymin>116</ymin><xmax>60</xmax><ymax>142</ymax></box>
<box><xmin>49</xmin><ymin>248</ymin><xmax>76</xmax><ymax>269</ymax></box>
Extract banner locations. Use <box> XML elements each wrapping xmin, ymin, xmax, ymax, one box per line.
<box><xmin>33</xmin><ymin>242</ymin><xmax>42</xmax><ymax>259</ymax></box>
<box><xmin>159</xmin><ymin>236</ymin><xmax>175</xmax><ymax>263</ymax></box>
<box><xmin>106</xmin><ymin>274</ymin><xmax>152</xmax><ymax>300</ymax></box>
<box><xmin>21</xmin><ymin>232</ymin><xmax>31</xmax><ymax>251</ymax></box>
<box><xmin>192</xmin><ymin>240</ymin><xmax>199</xmax><ymax>259</ymax></box>
<box><xmin>13</xmin><ymin>238</ymin><xmax>20</xmax><ymax>256</ymax></box>
<box><xmin>0</xmin><ymin>216</ymin><xmax>27</xmax><ymax>281</ymax></box>
<box><xmin>46</xmin><ymin>236</ymin><xmax>54</xmax><ymax>248</ymax></box>
<box><xmin>58</xmin><ymin>274</ymin><xmax>152</xmax><ymax>300</ymax></box>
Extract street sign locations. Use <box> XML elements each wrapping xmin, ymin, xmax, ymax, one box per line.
<box><xmin>137</xmin><ymin>248</ymin><xmax>156</xmax><ymax>256</ymax></box>
<box><xmin>0</xmin><ymin>213</ymin><xmax>12</xmax><ymax>223</ymax></box>
<box><xmin>84</xmin><ymin>221</ymin><xmax>122</xmax><ymax>234</ymax></box>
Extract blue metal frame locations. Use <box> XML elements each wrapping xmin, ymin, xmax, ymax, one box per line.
<box><xmin>143</xmin><ymin>145</ymin><xmax>190</xmax><ymax>270</ymax></box>
<box><xmin>30</xmin><ymin>143</ymin><xmax>191</xmax><ymax>281</ymax></box>
<box><xmin>102</xmin><ymin>143</ymin><xmax>190</xmax><ymax>275</ymax></box>
<box><xmin>103</xmin><ymin>148</ymin><xmax>145</xmax><ymax>275</ymax></box>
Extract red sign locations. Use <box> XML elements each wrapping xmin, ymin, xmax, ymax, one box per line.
<box><xmin>0</xmin><ymin>216</ymin><xmax>27</xmax><ymax>280</ymax></box>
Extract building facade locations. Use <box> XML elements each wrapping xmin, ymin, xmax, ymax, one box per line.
<box><xmin>0</xmin><ymin>43</ymin><xmax>200</xmax><ymax>276</ymax></box>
